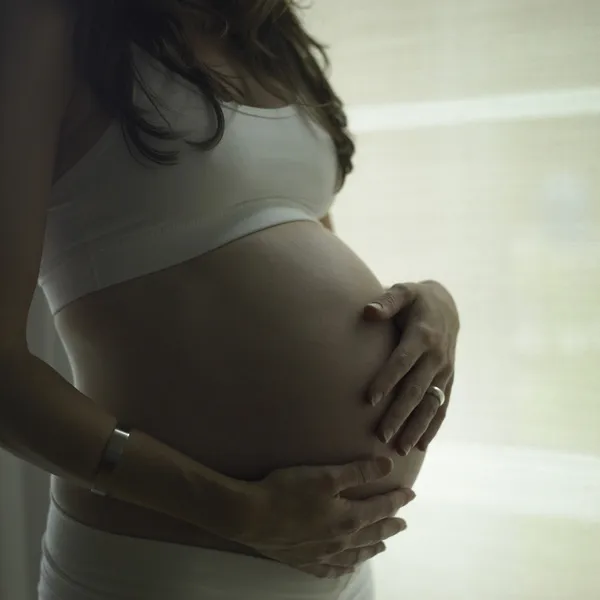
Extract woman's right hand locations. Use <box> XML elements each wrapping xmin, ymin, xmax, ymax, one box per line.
<box><xmin>236</xmin><ymin>457</ymin><xmax>415</xmax><ymax>579</ymax></box>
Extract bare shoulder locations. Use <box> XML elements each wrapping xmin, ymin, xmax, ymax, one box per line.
<box><xmin>0</xmin><ymin>0</ymin><xmax>77</xmax><ymax>355</ymax></box>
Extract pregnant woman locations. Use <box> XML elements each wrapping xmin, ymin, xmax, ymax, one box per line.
<box><xmin>0</xmin><ymin>1</ymin><xmax>459</xmax><ymax>599</ymax></box>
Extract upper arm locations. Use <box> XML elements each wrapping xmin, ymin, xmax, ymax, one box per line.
<box><xmin>0</xmin><ymin>0</ymin><xmax>74</xmax><ymax>354</ymax></box>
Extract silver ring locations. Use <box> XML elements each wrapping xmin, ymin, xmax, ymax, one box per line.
<box><xmin>426</xmin><ymin>385</ymin><xmax>446</xmax><ymax>407</ymax></box>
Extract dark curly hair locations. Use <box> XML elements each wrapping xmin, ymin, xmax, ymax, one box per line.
<box><xmin>69</xmin><ymin>0</ymin><xmax>355</xmax><ymax>188</ymax></box>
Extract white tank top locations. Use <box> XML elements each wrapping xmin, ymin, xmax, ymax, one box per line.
<box><xmin>39</xmin><ymin>46</ymin><xmax>338</xmax><ymax>315</ymax></box>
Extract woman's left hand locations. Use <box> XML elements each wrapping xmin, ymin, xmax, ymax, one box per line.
<box><xmin>363</xmin><ymin>280</ymin><xmax>459</xmax><ymax>455</ymax></box>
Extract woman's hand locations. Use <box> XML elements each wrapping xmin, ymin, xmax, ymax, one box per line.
<box><xmin>363</xmin><ymin>280</ymin><xmax>459</xmax><ymax>455</ymax></box>
<box><xmin>236</xmin><ymin>457</ymin><xmax>415</xmax><ymax>579</ymax></box>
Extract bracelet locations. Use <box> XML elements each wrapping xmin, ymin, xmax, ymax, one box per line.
<box><xmin>90</xmin><ymin>424</ymin><xmax>132</xmax><ymax>497</ymax></box>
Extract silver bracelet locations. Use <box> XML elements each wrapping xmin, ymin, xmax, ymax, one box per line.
<box><xmin>91</xmin><ymin>424</ymin><xmax>132</xmax><ymax>497</ymax></box>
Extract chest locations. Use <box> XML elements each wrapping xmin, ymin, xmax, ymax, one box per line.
<box><xmin>54</xmin><ymin>41</ymin><xmax>298</xmax><ymax>185</ymax></box>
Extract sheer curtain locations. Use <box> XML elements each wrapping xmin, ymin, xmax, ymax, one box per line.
<box><xmin>1</xmin><ymin>1</ymin><xmax>599</xmax><ymax>599</ymax></box>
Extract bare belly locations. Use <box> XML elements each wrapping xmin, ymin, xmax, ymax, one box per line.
<box><xmin>52</xmin><ymin>220</ymin><xmax>425</xmax><ymax>556</ymax></box>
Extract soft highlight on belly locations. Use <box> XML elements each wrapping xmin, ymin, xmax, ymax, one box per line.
<box><xmin>57</xmin><ymin>221</ymin><xmax>425</xmax><ymax>501</ymax></box>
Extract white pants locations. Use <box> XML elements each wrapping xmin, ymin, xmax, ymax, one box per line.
<box><xmin>38</xmin><ymin>498</ymin><xmax>375</xmax><ymax>600</ymax></box>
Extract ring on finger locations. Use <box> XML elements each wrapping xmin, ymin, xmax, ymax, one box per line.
<box><xmin>425</xmin><ymin>385</ymin><xmax>445</xmax><ymax>407</ymax></box>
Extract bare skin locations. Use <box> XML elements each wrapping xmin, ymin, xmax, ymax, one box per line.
<box><xmin>48</xmin><ymin>41</ymin><xmax>426</xmax><ymax>559</ymax></box>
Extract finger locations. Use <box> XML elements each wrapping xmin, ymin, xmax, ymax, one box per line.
<box><xmin>363</xmin><ymin>283</ymin><xmax>417</xmax><ymax>320</ymax></box>
<box><xmin>377</xmin><ymin>356</ymin><xmax>438</xmax><ymax>443</ymax></box>
<box><xmin>417</xmin><ymin>372</ymin><xmax>454</xmax><ymax>451</ymax></box>
<box><xmin>327</xmin><ymin>456</ymin><xmax>394</xmax><ymax>494</ymax></box>
<box><xmin>399</xmin><ymin>370</ymin><xmax>452</xmax><ymax>455</ymax></box>
<box><xmin>368</xmin><ymin>325</ymin><xmax>429</xmax><ymax>406</ymax></box>
<box><xmin>337</xmin><ymin>490</ymin><xmax>415</xmax><ymax>535</ymax></box>
<box><xmin>320</xmin><ymin>516</ymin><xmax>406</xmax><ymax>559</ymax></box>
<box><xmin>284</xmin><ymin>514</ymin><xmax>408</xmax><ymax>567</ymax></box>
<box><xmin>351</xmin><ymin>516</ymin><xmax>407</xmax><ymax>547</ymax></box>
<box><xmin>326</xmin><ymin>541</ymin><xmax>387</xmax><ymax>567</ymax></box>
<box><xmin>297</xmin><ymin>563</ymin><xmax>356</xmax><ymax>579</ymax></box>
<box><xmin>394</xmin><ymin>395</ymin><xmax>440</xmax><ymax>455</ymax></box>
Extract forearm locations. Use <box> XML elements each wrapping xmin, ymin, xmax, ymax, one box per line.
<box><xmin>0</xmin><ymin>348</ymin><xmax>257</xmax><ymax>540</ymax></box>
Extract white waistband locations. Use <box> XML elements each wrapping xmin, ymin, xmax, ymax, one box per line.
<box><xmin>39</xmin><ymin>497</ymin><xmax>373</xmax><ymax>600</ymax></box>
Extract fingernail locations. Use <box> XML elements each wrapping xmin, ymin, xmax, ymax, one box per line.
<box><xmin>391</xmin><ymin>522</ymin><xmax>406</xmax><ymax>535</ymax></box>
<box><xmin>371</xmin><ymin>392</ymin><xmax>384</xmax><ymax>406</ymax></box>
<box><xmin>382</xmin><ymin>428</ymin><xmax>395</xmax><ymax>444</ymax></box>
<box><xmin>366</xmin><ymin>302</ymin><xmax>384</xmax><ymax>311</ymax></box>
<box><xmin>404</xmin><ymin>490</ymin><xmax>417</xmax><ymax>503</ymax></box>
<box><xmin>395</xmin><ymin>520</ymin><xmax>408</xmax><ymax>532</ymax></box>
<box><xmin>400</xmin><ymin>445</ymin><xmax>412</xmax><ymax>456</ymax></box>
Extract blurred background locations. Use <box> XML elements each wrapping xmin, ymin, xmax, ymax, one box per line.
<box><xmin>1</xmin><ymin>1</ymin><xmax>599</xmax><ymax>599</ymax></box>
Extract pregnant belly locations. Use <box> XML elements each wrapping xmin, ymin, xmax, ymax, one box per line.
<box><xmin>54</xmin><ymin>220</ymin><xmax>425</xmax><ymax>550</ymax></box>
